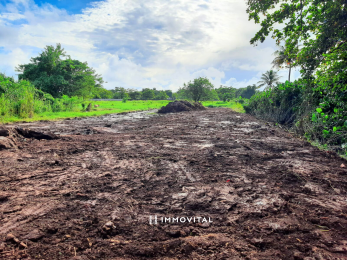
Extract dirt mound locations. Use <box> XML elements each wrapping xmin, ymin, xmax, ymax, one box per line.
<box><xmin>15</xmin><ymin>127</ymin><xmax>59</xmax><ymax>140</ymax></box>
<box><xmin>158</xmin><ymin>100</ymin><xmax>206</xmax><ymax>113</ymax></box>
<box><xmin>0</xmin><ymin>126</ymin><xmax>58</xmax><ymax>150</ymax></box>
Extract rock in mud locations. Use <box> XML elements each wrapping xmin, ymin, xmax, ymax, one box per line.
<box><xmin>23</xmin><ymin>229</ymin><xmax>44</xmax><ymax>241</ymax></box>
<box><xmin>0</xmin><ymin>136</ymin><xmax>16</xmax><ymax>150</ymax></box>
<box><xmin>15</xmin><ymin>127</ymin><xmax>58</xmax><ymax>140</ymax></box>
<box><xmin>158</xmin><ymin>100</ymin><xmax>206</xmax><ymax>113</ymax></box>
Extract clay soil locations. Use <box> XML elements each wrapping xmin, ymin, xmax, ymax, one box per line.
<box><xmin>0</xmin><ymin>108</ymin><xmax>347</xmax><ymax>260</ymax></box>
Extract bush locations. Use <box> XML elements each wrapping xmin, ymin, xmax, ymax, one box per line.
<box><xmin>0</xmin><ymin>74</ymin><xmax>85</xmax><ymax>121</ymax></box>
<box><xmin>244</xmin><ymin>81</ymin><xmax>304</xmax><ymax>125</ymax></box>
<box><xmin>245</xmin><ymin>80</ymin><xmax>347</xmax><ymax>153</ymax></box>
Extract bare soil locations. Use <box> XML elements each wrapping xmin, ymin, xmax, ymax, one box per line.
<box><xmin>0</xmin><ymin>108</ymin><xmax>347</xmax><ymax>260</ymax></box>
<box><xmin>158</xmin><ymin>101</ymin><xmax>206</xmax><ymax>113</ymax></box>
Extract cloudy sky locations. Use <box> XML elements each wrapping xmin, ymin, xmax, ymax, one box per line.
<box><xmin>0</xmin><ymin>0</ymin><xmax>300</xmax><ymax>91</ymax></box>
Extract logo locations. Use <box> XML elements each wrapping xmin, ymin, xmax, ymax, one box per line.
<box><xmin>149</xmin><ymin>215</ymin><xmax>212</xmax><ymax>225</ymax></box>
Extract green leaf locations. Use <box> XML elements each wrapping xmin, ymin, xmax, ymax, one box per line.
<box><xmin>311</xmin><ymin>113</ymin><xmax>317</xmax><ymax>122</ymax></box>
<box><xmin>333</xmin><ymin>127</ymin><xmax>337</xmax><ymax>132</ymax></box>
<box><xmin>316</xmin><ymin>108</ymin><xmax>322</xmax><ymax>113</ymax></box>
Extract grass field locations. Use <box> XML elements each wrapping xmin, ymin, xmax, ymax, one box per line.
<box><xmin>1</xmin><ymin>100</ymin><xmax>170</xmax><ymax>124</ymax></box>
<box><xmin>1</xmin><ymin>100</ymin><xmax>245</xmax><ymax>124</ymax></box>
<box><xmin>202</xmin><ymin>101</ymin><xmax>245</xmax><ymax>113</ymax></box>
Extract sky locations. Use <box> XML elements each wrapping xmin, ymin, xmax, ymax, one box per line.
<box><xmin>0</xmin><ymin>0</ymin><xmax>301</xmax><ymax>91</ymax></box>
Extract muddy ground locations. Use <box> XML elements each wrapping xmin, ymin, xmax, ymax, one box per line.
<box><xmin>0</xmin><ymin>108</ymin><xmax>347</xmax><ymax>260</ymax></box>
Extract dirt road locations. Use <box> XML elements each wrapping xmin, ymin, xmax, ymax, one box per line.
<box><xmin>0</xmin><ymin>108</ymin><xmax>347</xmax><ymax>260</ymax></box>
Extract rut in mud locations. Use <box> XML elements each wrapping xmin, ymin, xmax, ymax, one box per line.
<box><xmin>0</xmin><ymin>108</ymin><xmax>347</xmax><ymax>260</ymax></box>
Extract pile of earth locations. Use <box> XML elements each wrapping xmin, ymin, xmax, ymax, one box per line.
<box><xmin>158</xmin><ymin>100</ymin><xmax>206</xmax><ymax>113</ymax></box>
<box><xmin>0</xmin><ymin>126</ymin><xmax>58</xmax><ymax>151</ymax></box>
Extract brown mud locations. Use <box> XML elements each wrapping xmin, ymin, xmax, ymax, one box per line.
<box><xmin>158</xmin><ymin>101</ymin><xmax>206</xmax><ymax>114</ymax></box>
<box><xmin>0</xmin><ymin>108</ymin><xmax>347</xmax><ymax>260</ymax></box>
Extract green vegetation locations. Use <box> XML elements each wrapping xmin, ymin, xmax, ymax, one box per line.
<box><xmin>0</xmin><ymin>73</ymin><xmax>86</xmax><ymax>122</ymax></box>
<box><xmin>17</xmin><ymin>44</ymin><xmax>104</xmax><ymax>99</ymax></box>
<box><xmin>180</xmin><ymin>77</ymin><xmax>216</xmax><ymax>102</ymax></box>
<box><xmin>272</xmin><ymin>46</ymin><xmax>296</xmax><ymax>82</ymax></box>
<box><xmin>245</xmin><ymin>0</ymin><xmax>347</xmax><ymax>154</ymax></box>
<box><xmin>93</xmin><ymin>87</ymin><xmax>170</xmax><ymax>100</ymax></box>
<box><xmin>257</xmin><ymin>70</ymin><xmax>282</xmax><ymax>90</ymax></box>
<box><xmin>176</xmin><ymin>84</ymin><xmax>259</xmax><ymax>101</ymax></box>
<box><xmin>1</xmin><ymin>98</ymin><xmax>170</xmax><ymax>123</ymax></box>
<box><xmin>0</xmin><ymin>42</ymin><xmax>261</xmax><ymax>125</ymax></box>
<box><xmin>202</xmin><ymin>100</ymin><xmax>246</xmax><ymax>113</ymax></box>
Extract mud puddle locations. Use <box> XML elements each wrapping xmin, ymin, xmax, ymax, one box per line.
<box><xmin>0</xmin><ymin>108</ymin><xmax>347</xmax><ymax>260</ymax></box>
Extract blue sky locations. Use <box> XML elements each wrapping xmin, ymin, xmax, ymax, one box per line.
<box><xmin>34</xmin><ymin>0</ymin><xmax>104</xmax><ymax>14</ymax></box>
<box><xmin>0</xmin><ymin>0</ymin><xmax>300</xmax><ymax>90</ymax></box>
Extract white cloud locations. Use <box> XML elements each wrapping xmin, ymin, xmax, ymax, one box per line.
<box><xmin>225</xmin><ymin>76</ymin><xmax>260</xmax><ymax>89</ymax></box>
<box><xmin>0</xmin><ymin>0</ymin><xmax>299</xmax><ymax>91</ymax></box>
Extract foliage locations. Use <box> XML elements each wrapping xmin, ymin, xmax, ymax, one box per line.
<box><xmin>257</xmin><ymin>70</ymin><xmax>282</xmax><ymax>90</ymax></box>
<box><xmin>245</xmin><ymin>81</ymin><xmax>304</xmax><ymax>124</ymax></box>
<box><xmin>272</xmin><ymin>46</ymin><xmax>296</xmax><ymax>82</ymax></box>
<box><xmin>202</xmin><ymin>100</ymin><xmax>246</xmax><ymax>113</ymax></box>
<box><xmin>246</xmin><ymin>0</ymin><xmax>346</xmax><ymax>81</ymax></box>
<box><xmin>141</xmin><ymin>88</ymin><xmax>155</xmax><ymax>100</ymax></box>
<box><xmin>165</xmin><ymin>90</ymin><xmax>173</xmax><ymax>99</ymax></box>
<box><xmin>246</xmin><ymin>0</ymin><xmax>347</xmax><ymax>153</ymax></box>
<box><xmin>0</xmin><ymin>74</ymin><xmax>85</xmax><ymax>122</ymax></box>
<box><xmin>92</xmin><ymin>87</ymin><xmax>113</xmax><ymax>99</ymax></box>
<box><xmin>1</xmin><ymin>100</ymin><xmax>170</xmax><ymax>124</ymax></box>
<box><xmin>16</xmin><ymin>43</ymin><xmax>104</xmax><ymax>99</ymax></box>
<box><xmin>112</xmin><ymin>87</ymin><xmax>128</xmax><ymax>99</ymax></box>
<box><xmin>182</xmin><ymin>77</ymin><xmax>215</xmax><ymax>102</ymax></box>
<box><xmin>245</xmin><ymin>79</ymin><xmax>347</xmax><ymax>153</ymax></box>
<box><xmin>122</xmin><ymin>93</ymin><xmax>129</xmax><ymax>103</ymax></box>
<box><xmin>240</xmin><ymin>84</ymin><xmax>260</xmax><ymax>99</ymax></box>
<box><xmin>128</xmin><ymin>90</ymin><xmax>142</xmax><ymax>100</ymax></box>
<box><xmin>155</xmin><ymin>91</ymin><xmax>169</xmax><ymax>100</ymax></box>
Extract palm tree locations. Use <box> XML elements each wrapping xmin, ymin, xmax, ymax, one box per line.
<box><xmin>271</xmin><ymin>46</ymin><xmax>294</xmax><ymax>82</ymax></box>
<box><xmin>257</xmin><ymin>70</ymin><xmax>282</xmax><ymax>90</ymax></box>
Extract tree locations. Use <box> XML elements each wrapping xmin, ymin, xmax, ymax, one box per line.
<box><xmin>16</xmin><ymin>44</ymin><xmax>103</xmax><ymax>99</ymax></box>
<box><xmin>155</xmin><ymin>91</ymin><xmax>169</xmax><ymax>100</ymax></box>
<box><xmin>272</xmin><ymin>46</ymin><xmax>295</xmax><ymax>82</ymax></box>
<box><xmin>165</xmin><ymin>90</ymin><xmax>173</xmax><ymax>99</ymax></box>
<box><xmin>93</xmin><ymin>88</ymin><xmax>113</xmax><ymax>99</ymax></box>
<box><xmin>113</xmin><ymin>87</ymin><xmax>127</xmax><ymax>99</ymax></box>
<box><xmin>183</xmin><ymin>77</ymin><xmax>214</xmax><ymax>102</ymax></box>
<box><xmin>246</xmin><ymin>0</ymin><xmax>346</xmax><ymax>82</ymax></box>
<box><xmin>216</xmin><ymin>86</ymin><xmax>236</xmax><ymax>100</ymax></box>
<box><xmin>176</xmin><ymin>87</ymin><xmax>188</xmax><ymax>99</ymax></box>
<box><xmin>257</xmin><ymin>70</ymin><xmax>282</xmax><ymax>90</ymax></box>
<box><xmin>141</xmin><ymin>88</ymin><xmax>155</xmax><ymax>100</ymax></box>
<box><xmin>128</xmin><ymin>90</ymin><xmax>141</xmax><ymax>100</ymax></box>
<box><xmin>240</xmin><ymin>84</ymin><xmax>260</xmax><ymax>99</ymax></box>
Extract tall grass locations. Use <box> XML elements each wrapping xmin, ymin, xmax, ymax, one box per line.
<box><xmin>0</xmin><ymin>74</ymin><xmax>86</xmax><ymax>123</ymax></box>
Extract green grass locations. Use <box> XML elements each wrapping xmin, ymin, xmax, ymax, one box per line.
<box><xmin>1</xmin><ymin>99</ymin><xmax>245</xmax><ymax>124</ymax></box>
<box><xmin>202</xmin><ymin>101</ymin><xmax>245</xmax><ymax>113</ymax></box>
<box><xmin>1</xmin><ymin>100</ymin><xmax>170</xmax><ymax>124</ymax></box>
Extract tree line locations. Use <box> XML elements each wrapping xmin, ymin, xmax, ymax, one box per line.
<box><xmin>10</xmin><ymin>43</ymin><xmax>263</xmax><ymax>102</ymax></box>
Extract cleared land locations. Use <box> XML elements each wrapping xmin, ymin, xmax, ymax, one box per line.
<box><xmin>0</xmin><ymin>108</ymin><xmax>347</xmax><ymax>260</ymax></box>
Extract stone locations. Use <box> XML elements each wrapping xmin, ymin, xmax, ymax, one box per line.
<box><xmin>23</xmin><ymin>229</ymin><xmax>44</xmax><ymax>241</ymax></box>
